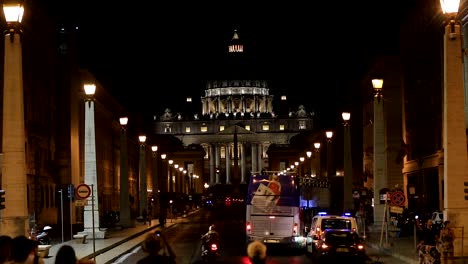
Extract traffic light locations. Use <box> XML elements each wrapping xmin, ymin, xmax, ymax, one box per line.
<box><xmin>0</xmin><ymin>190</ymin><xmax>5</xmax><ymax>210</ymax></box>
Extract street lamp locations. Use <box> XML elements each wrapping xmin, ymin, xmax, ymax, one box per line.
<box><xmin>314</xmin><ymin>142</ymin><xmax>321</xmax><ymax>177</ymax></box>
<box><xmin>192</xmin><ymin>174</ymin><xmax>199</xmax><ymax>193</ymax></box>
<box><xmin>342</xmin><ymin>112</ymin><xmax>354</xmax><ymax>213</ymax></box>
<box><xmin>440</xmin><ymin>0</ymin><xmax>468</xmax><ymax>252</ymax></box>
<box><xmin>299</xmin><ymin>157</ymin><xmax>305</xmax><ymax>177</ymax></box>
<box><xmin>325</xmin><ymin>131</ymin><xmax>334</xmax><ymax>178</ymax></box>
<box><xmin>174</xmin><ymin>164</ymin><xmax>179</xmax><ymax>193</ymax></box>
<box><xmin>371</xmin><ymin>79</ymin><xmax>387</xmax><ymax>225</ymax></box>
<box><xmin>168</xmin><ymin>160</ymin><xmax>174</xmax><ymax>193</ymax></box>
<box><xmin>81</xmin><ymin>83</ymin><xmax>105</xmax><ymax>238</ymax></box>
<box><xmin>1</xmin><ymin>1</ymin><xmax>27</xmax><ymax>237</ymax></box>
<box><xmin>151</xmin><ymin>145</ymin><xmax>158</xmax><ymax>218</ymax></box>
<box><xmin>306</xmin><ymin>151</ymin><xmax>312</xmax><ymax>176</ymax></box>
<box><xmin>119</xmin><ymin>117</ymin><xmax>132</xmax><ymax>227</ymax></box>
<box><xmin>138</xmin><ymin>135</ymin><xmax>147</xmax><ymax>221</ymax></box>
<box><xmin>160</xmin><ymin>154</ymin><xmax>167</xmax><ymax>192</ymax></box>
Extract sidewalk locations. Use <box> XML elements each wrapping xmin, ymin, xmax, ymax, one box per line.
<box><xmin>42</xmin><ymin>216</ymin><xmax>183</xmax><ymax>264</ymax></box>
<box><xmin>365</xmin><ymin>230</ymin><xmax>468</xmax><ymax>264</ymax></box>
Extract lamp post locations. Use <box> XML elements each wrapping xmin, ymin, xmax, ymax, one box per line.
<box><xmin>306</xmin><ymin>151</ymin><xmax>312</xmax><ymax>177</ymax></box>
<box><xmin>0</xmin><ymin>1</ymin><xmax>27</xmax><ymax>237</ymax></box>
<box><xmin>81</xmin><ymin>83</ymin><xmax>105</xmax><ymax>238</ymax></box>
<box><xmin>174</xmin><ymin>164</ymin><xmax>179</xmax><ymax>193</ymax></box>
<box><xmin>325</xmin><ymin>131</ymin><xmax>334</xmax><ymax>178</ymax></box>
<box><xmin>342</xmin><ymin>112</ymin><xmax>354</xmax><ymax>213</ymax></box>
<box><xmin>193</xmin><ymin>174</ymin><xmax>199</xmax><ymax>193</ymax></box>
<box><xmin>151</xmin><ymin>145</ymin><xmax>158</xmax><ymax>219</ymax></box>
<box><xmin>314</xmin><ymin>142</ymin><xmax>321</xmax><ymax>177</ymax></box>
<box><xmin>160</xmin><ymin>154</ymin><xmax>167</xmax><ymax>193</ymax></box>
<box><xmin>299</xmin><ymin>157</ymin><xmax>305</xmax><ymax>177</ymax></box>
<box><xmin>178</xmin><ymin>167</ymin><xmax>184</xmax><ymax>193</ymax></box>
<box><xmin>440</xmin><ymin>0</ymin><xmax>468</xmax><ymax>254</ymax></box>
<box><xmin>119</xmin><ymin>117</ymin><xmax>132</xmax><ymax>227</ymax></box>
<box><xmin>371</xmin><ymin>79</ymin><xmax>387</xmax><ymax>225</ymax></box>
<box><xmin>168</xmin><ymin>159</ymin><xmax>174</xmax><ymax>193</ymax></box>
<box><xmin>138</xmin><ymin>135</ymin><xmax>147</xmax><ymax>221</ymax></box>
<box><xmin>159</xmin><ymin>153</ymin><xmax>167</xmax><ymax>220</ymax></box>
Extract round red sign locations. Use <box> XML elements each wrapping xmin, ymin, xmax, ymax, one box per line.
<box><xmin>76</xmin><ymin>184</ymin><xmax>91</xmax><ymax>199</ymax></box>
<box><xmin>390</xmin><ymin>191</ymin><xmax>406</xmax><ymax>206</ymax></box>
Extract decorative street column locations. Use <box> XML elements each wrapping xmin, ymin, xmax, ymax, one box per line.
<box><xmin>80</xmin><ymin>83</ymin><xmax>106</xmax><ymax>238</ymax></box>
<box><xmin>342</xmin><ymin>112</ymin><xmax>354</xmax><ymax>213</ymax></box>
<box><xmin>1</xmin><ymin>2</ymin><xmax>28</xmax><ymax>237</ymax></box>
<box><xmin>306</xmin><ymin>151</ymin><xmax>312</xmax><ymax>176</ymax></box>
<box><xmin>151</xmin><ymin>145</ymin><xmax>158</xmax><ymax>218</ymax></box>
<box><xmin>168</xmin><ymin>159</ymin><xmax>174</xmax><ymax>193</ymax></box>
<box><xmin>138</xmin><ymin>135</ymin><xmax>147</xmax><ymax>220</ymax></box>
<box><xmin>440</xmin><ymin>0</ymin><xmax>468</xmax><ymax>256</ymax></box>
<box><xmin>119</xmin><ymin>117</ymin><xmax>133</xmax><ymax>228</ymax></box>
<box><xmin>314</xmin><ymin>142</ymin><xmax>321</xmax><ymax>177</ymax></box>
<box><xmin>174</xmin><ymin>164</ymin><xmax>179</xmax><ymax>192</ymax></box>
<box><xmin>299</xmin><ymin>157</ymin><xmax>305</xmax><ymax>177</ymax></box>
<box><xmin>325</xmin><ymin>131</ymin><xmax>334</xmax><ymax>177</ymax></box>
<box><xmin>372</xmin><ymin>79</ymin><xmax>387</xmax><ymax>226</ymax></box>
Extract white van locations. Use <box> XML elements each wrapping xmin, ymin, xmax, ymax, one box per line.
<box><xmin>305</xmin><ymin>213</ymin><xmax>359</xmax><ymax>254</ymax></box>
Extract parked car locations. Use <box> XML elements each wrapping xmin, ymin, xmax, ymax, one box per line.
<box><xmin>313</xmin><ymin>229</ymin><xmax>366</xmax><ymax>262</ymax></box>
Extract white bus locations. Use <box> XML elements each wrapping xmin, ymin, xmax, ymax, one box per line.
<box><xmin>245</xmin><ymin>172</ymin><xmax>306</xmax><ymax>249</ymax></box>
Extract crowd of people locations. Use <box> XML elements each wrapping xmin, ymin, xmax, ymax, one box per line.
<box><xmin>0</xmin><ymin>224</ymin><xmax>266</xmax><ymax>264</ymax></box>
<box><xmin>417</xmin><ymin>219</ymin><xmax>455</xmax><ymax>264</ymax></box>
<box><xmin>0</xmin><ymin>235</ymin><xmax>44</xmax><ymax>264</ymax></box>
<box><xmin>0</xmin><ymin>234</ymin><xmax>96</xmax><ymax>264</ymax></box>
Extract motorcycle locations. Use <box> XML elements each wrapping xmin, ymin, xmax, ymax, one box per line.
<box><xmin>36</xmin><ymin>226</ymin><xmax>52</xmax><ymax>245</ymax></box>
<box><xmin>201</xmin><ymin>235</ymin><xmax>220</xmax><ymax>262</ymax></box>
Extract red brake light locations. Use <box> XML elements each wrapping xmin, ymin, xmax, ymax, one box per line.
<box><xmin>210</xmin><ymin>243</ymin><xmax>218</xmax><ymax>251</ymax></box>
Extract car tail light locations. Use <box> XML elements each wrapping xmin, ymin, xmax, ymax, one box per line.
<box><xmin>293</xmin><ymin>223</ymin><xmax>298</xmax><ymax>235</ymax></box>
<box><xmin>246</xmin><ymin>222</ymin><xmax>252</xmax><ymax>233</ymax></box>
<box><xmin>316</xmin><ymin>227</ymin><xmax>321</xmax><ymax>239</ymax></box>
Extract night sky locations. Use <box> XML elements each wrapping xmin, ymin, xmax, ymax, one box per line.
<box><xmin>50</xmin><ymin>0</ymin><xmax>412</xmax><ymax>126</ymax></box>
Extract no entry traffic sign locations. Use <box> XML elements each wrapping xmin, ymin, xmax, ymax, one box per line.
<box><xmin>390</xmin><ymin>191</ymin><xmax>406</xmax><ymax>206</ymax></box>
<box><xmin>76</xmin><ymin>184</ymin><xmax>91</xmax><ymax>199</ymax></box>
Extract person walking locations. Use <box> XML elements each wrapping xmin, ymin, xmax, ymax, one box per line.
<box><xmin>247</xmin><ymin>240</ymin><xmax>267</xmax><ymax>264</ymax></box>
<box><xmin>438</xmin><ymin>221</ymin><xmax>455</xmax><ymax>264</ymax></box>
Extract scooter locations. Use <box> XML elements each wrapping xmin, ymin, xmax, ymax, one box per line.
<box><xmin>36</xmin><ymin>226</ymin><xmax>52</xmax><ymax>245</ymax></box>
<box><xmin>201</xmin><ymin>237</ymin><xmax>220</xmax><ymax>262</ymax></box>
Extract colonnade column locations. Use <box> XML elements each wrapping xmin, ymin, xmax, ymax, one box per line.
<box><xmin>215</xmin><ymin>145</ymin><xmax>220</xmax><ymax>183</ymax></box>
<box><xmin>209</xmin><ymin>145</ymin><xmax>215</xmax><ymax>185</ymax></box>
<box><xmin>241</xmin><ymin>143</ymin><xmax>246</xmax><ymax>183</ymax></box>
<box><xmin>251</xmin><ymin>143</ymin><xmax>258</xmax><ymax>173</ymax></box>
<box><xmin>225</xmin><ymin>144</ymin><xmax>231</xmax><ymax>184</ymax></box>
<box><xmin>257</xmin><ymin>143</ymin><xmax>263</xmax><ymax>172</ymax></box>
